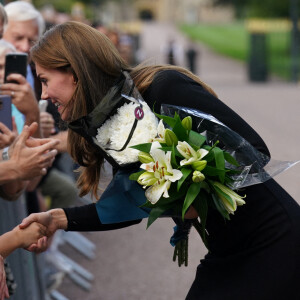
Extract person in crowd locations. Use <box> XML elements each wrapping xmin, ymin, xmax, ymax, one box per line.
<box><xmin>2</xmin><ymin>1</ymin><xmax>78</xmax><ymax>211</ymax></box>
<box><xmin>0</xmin><ymin>121</ymin><xmax>16</xmax><ymax>150</ymax></box>
<box><xmin>0</xmin><ymin>255</ymin><xmax>8</xmax><ymax>300</ymax></box>
<box><xmin>1</xmin><ymin>1</ymin><xmax>42</xmax><ymax>137</ymax></box>
<box><xmin>0</xmin><ymin>40</ymin><xmax>15</xmax><ymax>83</ymax></box>
<box><xmin>185</xmin><ymin>41</ymin><xmax>198</xmax><ymax>74</ymax></box>
<box><xmin>0</xmin><ymin>122</ymin><xmax>59</xmax><ymax>199</ymax></box>
<box><xmin>20</xmin><ymin>21</ymin><xmax>300</xmax><ymax>299</ymax></box>
<box><xmin>0</xmin><ymin>221</ymin><xmax>46</xmax><ymax>259</ymax></box>
<box><xmin>0</xmin><ymin>220</ymin><xmax>47</xmax><ymax>299</ymax></box>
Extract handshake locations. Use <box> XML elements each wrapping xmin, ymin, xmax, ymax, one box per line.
<box><xmin>18</xmin><ymin>208</ymin><xmax>68</xmax><ymax>253</ymax></box>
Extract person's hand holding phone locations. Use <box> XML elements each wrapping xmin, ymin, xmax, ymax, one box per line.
<box><xmin>0</xmin><ymin>118</ymin><xmax>17</xmax><ymax>149</ymax></box>
<box><xmin>0</xmin><ymin>74</ymin><xmax>40</xmax><ymax>138</ymax></box>
<box><xmin>40</xmin><ymin>112</ymin><xmax>56</xmax><ymax>138</ymax></box>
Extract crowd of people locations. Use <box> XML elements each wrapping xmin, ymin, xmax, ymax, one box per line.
<box><xmin>0</xmin><ymin>1</ymin><xmax>300</xmax><ymax>300</ymax></box>
<box><xmin>0</xmin><ymin>2</ymin><xmax>80</xmax><ymax>298</ymax></box>
<box><xmin>0</xmin><ymin>1</ymin><xmax>141</xmax><ymax>298</ymax></box>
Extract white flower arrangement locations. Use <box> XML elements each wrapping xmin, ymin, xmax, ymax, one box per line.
<box><xmin>95</xmin><ymin>101</ymin><xmax>158</xmax><ymax>165</ymax></box>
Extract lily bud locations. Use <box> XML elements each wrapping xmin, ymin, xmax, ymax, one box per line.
<box><xmin>137</xmin><ymin>172</ymin><xmax>157</xmax><ymax>187</ymax></box>
<box><xmin>192</xmin><ymin>171</ymin><xmax>205</xmax><ymax>183</ymax></box>
<box><xmin>191</xmin><ymin>160</ymin><xmax>207</xmax><ymax>171</ymax></box>
<box><xmin>165</xmin><ymin>129</ymin><xmax>178</xmax><ymax>146</ymax></box>
<box><xmin>213</xmin><ymin>181</ymin><xmax>246</xmax><ymax>214</ymax></box>
<box><xmin>138</xmin><ymin>152</ymin><xmax>154</xmax><ymax>164</ymax></box>
<box><xmin>182</xmin><ymin>116</ymin><xmax>192</xmax><ymax>131</ymax></box>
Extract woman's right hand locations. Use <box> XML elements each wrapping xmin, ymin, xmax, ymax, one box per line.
<box><xmin>19</xmin><ymin>209</ymin><xmax>68</xmax><ymax>253</ymax></box>
<box><xmin>0</xmin><ymin>255</ymin><xmax>9</xmax><ymax>300</ymax></box>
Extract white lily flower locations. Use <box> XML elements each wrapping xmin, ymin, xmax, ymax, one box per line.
<box><xmin>177</xmin><ymin>141</ymin><xmax>209</xmax><ymax>166</ymax></box>
<box><xmin>152</xmin><ymin>119</ymin><xmax>166</xmax><ymax>143</ymax></box>
<box><xmin>197</xmin><ymin>148</ymin><xmax>209</xmax><ymax>160</ymax></box>
<box><xmin>139</xmin><ymin>141</ymin><xmax>182</xmax><ymax>204</ymax></box>
<box><xmin>177</xmin><ymin>141</ymin><xmax>199</xmax><ymax>166</ymax></box>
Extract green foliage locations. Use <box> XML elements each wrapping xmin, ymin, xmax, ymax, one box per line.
<box><xmin>180</xmin><ymin>22</ymin><xmax>294</xmax><ymax>80</ymax></box>
<box><xmin>182</xmin><ymin>182</ymin><xmax>201</xmax><ymax>219</ymax></box>
<box><xmin>211</xmin><ymin>0</ymin><xmax>290</xmax><ymax>18</ymax></box>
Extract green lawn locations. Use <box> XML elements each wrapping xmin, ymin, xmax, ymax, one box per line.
<box><xmin>180</xmin><ymin>23</ymin><xmax>294</xmax><ymax>80</ymax></box>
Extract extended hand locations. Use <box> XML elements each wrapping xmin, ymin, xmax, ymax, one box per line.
<box><xmin>19</xmin><ymin>209</ymin><xmax>68</xmax><ymax>253</ymax></box>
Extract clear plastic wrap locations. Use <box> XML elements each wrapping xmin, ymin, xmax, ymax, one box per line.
<box><xmin>160</xmin><ymin>104</ymin><xmax>299</xmax><ymax>189</ymax></box>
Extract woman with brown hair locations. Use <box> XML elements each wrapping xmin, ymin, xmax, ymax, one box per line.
<box><xmin>20</xmin><ymin>21</ymin><xmax>300</xmax><ymax>299</ymax></box>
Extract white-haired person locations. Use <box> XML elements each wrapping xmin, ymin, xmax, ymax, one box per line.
<box><xmin>2</xmin><ymin>1</ymin><xmax>77</xmax><ymax>212</ymax></box>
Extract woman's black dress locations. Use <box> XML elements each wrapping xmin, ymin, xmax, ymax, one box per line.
<box><xmin>65</xmin><ymin>70</ymin><xmax>300</xmax><ymax>299</ymax></box>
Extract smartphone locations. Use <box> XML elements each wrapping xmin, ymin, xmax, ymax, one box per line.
<box><xmin>0</xmin><ymin>95</ymin><xmax>12</xmax><ymax>130</ymax></box>
<box><xmin>4</xmin><ymin>53</ymin><xmax>28</xmax><ymax>83</ymax></box>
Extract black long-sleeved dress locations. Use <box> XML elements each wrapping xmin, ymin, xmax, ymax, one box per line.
<box><xmin>65</xmin><ymin>70</ymin><xmax>300</xmax><ymax>299</ymax></box>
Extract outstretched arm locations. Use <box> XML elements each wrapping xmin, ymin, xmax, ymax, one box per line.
<box><xmin>0</xmin><ymin>222</ymin><xmax>46</xmax><ymax>258</ymax></box>
<box><xmin>20</xmin><ymin>204</ymin><xmax>142</xmax><ymax>253</ymax></box>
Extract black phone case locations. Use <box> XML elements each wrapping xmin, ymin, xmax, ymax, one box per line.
<box><xmin>0</xmin><ymin>95</ymin><xmax>12</xmax><ymax>130</ymax></box>
<box><xmin>4</xmin><ymin>53</ymin><xmax>28</xmax><ymax>83</ymax></box>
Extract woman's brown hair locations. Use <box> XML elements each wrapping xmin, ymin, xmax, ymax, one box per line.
<box><xmin>31</xmin><ymin>21</ymin><xmax>217</xmax><ymax>199</ymax></box>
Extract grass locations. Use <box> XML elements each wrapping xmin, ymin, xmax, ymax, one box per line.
<box><xmin>180</xmin><ymin>22</ymin><xmax>296</xmax><ymax>80</ymax></box>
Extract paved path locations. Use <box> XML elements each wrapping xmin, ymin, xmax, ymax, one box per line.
<box><xmin>59</xmin><ymin>21</ymin><xmax>300</xmax><ymax>300</ymax></box>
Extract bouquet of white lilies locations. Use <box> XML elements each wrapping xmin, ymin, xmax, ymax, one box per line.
<box><xmin>129</xmin><ymin>112</ymin><xmax>247</xmax><ymax>265</ymax></box>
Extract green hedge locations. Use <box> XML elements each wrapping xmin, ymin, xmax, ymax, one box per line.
<box><xmin>180</xmin><ymin>23</ymin><xmax>294</xmax><ymax>80</ymax></box>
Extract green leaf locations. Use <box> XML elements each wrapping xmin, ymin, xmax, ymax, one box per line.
<box><xmin>188</xmin><ymin>130</ymin><xmax>206</xmax><ymax>148</ymax></box>
<box><xmin>177</xmin><ymin>168</ymin><xmax>192</xmax><ymax>191</ymax></box>
<box><xmin>202</xmin><ymin>166</ymin><xmax>227</xmax><ymax>177</ymax></box>
<box><xmin>182</xmin><ymin>182</ymin><xmax>201</xmax><ymax>219</ymax></box>
<box><xmin>171</xmin><ymin>144</ymin><xmax>179</xmax><ymax>168</ymax></box>
<box><xmin>193</xmin><ymin>191</ymin><xmax>209</xmax><ymax>243</ymax></box>
<box><xmin>154</xmin><ymin>113</ymin><xmax>176</xmax><ymax>128</ymax></box>
<box><xmin>212</xmin><ymin>147</ymin><xmax>225</xmax><ymax>183</ymax></box>
<box><xmin>147</xmin><ymin>205</ymin><xmax>170</xmax><ymax>228</ymax></box>
<box><xmin>130</xmin><ymin>143</ymin><xmax>152</xmax><ymax>153</ymax></box>
<box><xmin>159</xmin><ymin>146</ymin><xmax>172</xmax><ymax>152</ymax></box>
<box><xmin>172</xmin><ymin>118</ymin><xmax>189</xmax><ymax>142</ymax></box>
<box><xmin>224</xmin><ymin>152</ymin><xmax>239</xmax><ymax>167</ymax></box>
<box><xmin>129</xmin><ymin>170</ymin><xmax>145</xmax><ymax>181</ymax></box>
<box><xmin>212</xmin><ymin>194</ymin><xmax>230</xmax><ymax>220</ymax></box>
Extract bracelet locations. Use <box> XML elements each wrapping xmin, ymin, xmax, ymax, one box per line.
<box><xmin>2</xmin><ymin>146</ymin><xmax>9</xmax><ymax>161</ymax></box>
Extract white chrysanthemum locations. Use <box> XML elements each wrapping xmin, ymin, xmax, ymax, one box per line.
<box><xmin>96</xmin><ymin>101</ymin><xmax>158</xmax><ymax>165</ymax></box>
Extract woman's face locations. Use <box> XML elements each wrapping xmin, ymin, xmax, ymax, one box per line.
<box><xmin>36</xmin><ymin>63</ymin><xmax>76</xmax><ymax>121</ymax></box>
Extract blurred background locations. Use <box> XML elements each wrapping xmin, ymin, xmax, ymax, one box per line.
<box><xmin>24</xmin><ymin>0</ymin><xmax>300</xmax><ymax>83</ymax></box>
<box><xmin>1</xmin><ymin>0</ymin><xmax>299</xmax><ymax>299</ymax></box>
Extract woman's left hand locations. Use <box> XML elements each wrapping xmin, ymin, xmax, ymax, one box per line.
<box><xmin>184</xmin><ymin>206</ymin><xmax>198</xmax><ymax>219</ymax></box>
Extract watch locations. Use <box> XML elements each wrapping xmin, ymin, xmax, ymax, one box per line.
<box><xmin>2</xmin><ymin>146</ymin><xmax>10</xmax><ymax>161</ymax></box>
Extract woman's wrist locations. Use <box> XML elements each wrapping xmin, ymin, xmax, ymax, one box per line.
<box><xmin>49</xmin><ymin>208</ymin><xmax>68</xmax><ymax>231</ymax></box>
